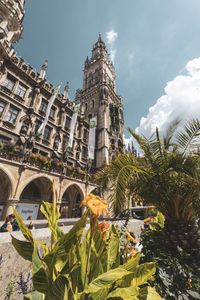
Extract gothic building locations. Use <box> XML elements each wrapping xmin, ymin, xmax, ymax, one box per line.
<box><xmin>0</xmin><ymin>0</ymin><xmax>124</xmax><ymax>220</ymax></box>
<box><xmin>75</xmin><ymin>34</ymin><xmax>124</xmax><ymax>168</ymax></box>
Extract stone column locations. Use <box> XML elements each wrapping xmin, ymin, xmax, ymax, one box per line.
<box><xmin>2</xmin><ymin>199</ymin><xmax>19</xmax><ymax>219</ymax></box>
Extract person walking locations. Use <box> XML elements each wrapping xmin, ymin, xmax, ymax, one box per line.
<box><xmin>0</xmin><ymin>215</ymin><xmax>13</xmax><ymax>232</ymax></box>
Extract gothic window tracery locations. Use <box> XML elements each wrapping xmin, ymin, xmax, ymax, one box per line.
<box><xmin>109</xmin><ymin>103</ymin><xmax>119</xmax><ymax>131</ymax></box>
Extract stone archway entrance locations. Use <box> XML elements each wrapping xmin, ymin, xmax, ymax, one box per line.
<box><xmin>60</xmin><ymin>184</ymin><xmax>84</xmax><ymax>218</ymax></box>
<box><xmin>19</xmin><ymin>176</ymin><xmax>52</xmax><ymax>219</ymax></box>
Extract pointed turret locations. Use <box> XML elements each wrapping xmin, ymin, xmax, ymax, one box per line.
<box><xmin>91</xmin><ymin>33</ymin><xmax>108</xmax><ymax>61</ymax></box>
<box><xmin>84</xmin><ymin>56</ymin><xmax>90</xmax><ymax>68</ymax></box>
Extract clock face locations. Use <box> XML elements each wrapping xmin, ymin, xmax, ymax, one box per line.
<box><xmin>106</xmin><ymin>66</ymin><xmax>113</xmax><ymax>80</ymax></box>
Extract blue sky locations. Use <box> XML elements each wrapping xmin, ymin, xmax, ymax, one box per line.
<box><xmin>15</xmin><ymin>0</ymin><xmax>200</xmax><ymax>139</ymax></box>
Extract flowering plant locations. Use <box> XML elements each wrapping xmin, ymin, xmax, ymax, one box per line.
<box><xmin>12</xmin><ymin>189</ymin><xmax>162</xmax><ymax>299</ymax></box>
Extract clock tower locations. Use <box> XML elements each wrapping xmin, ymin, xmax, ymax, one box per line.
<box><xmin>75</xmin><ymin>34</ymin><xmax>124</xmax><ymax>169</ymax></box>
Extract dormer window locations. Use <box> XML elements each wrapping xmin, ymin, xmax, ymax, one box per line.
<box><xmin>16</xmin><ymin>83</ymin><xmax>27</xmax><ymax>98</ymax></box>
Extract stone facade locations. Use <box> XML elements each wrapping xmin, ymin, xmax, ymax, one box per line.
<box><xmin>0</xmin><ymin>1</ymin><xmax>124</xmax><ymax>220</ymax></box>
<box><xmin>75</xmin><ymin>34</ymin><xmax>124</xmax><ymax>168</ymax></box>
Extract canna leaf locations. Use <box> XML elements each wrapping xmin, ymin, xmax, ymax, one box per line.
<box><xmin>130</xmin><ymin>263</ymin><xmax>156</xmax><ymax>287</ymax></box>
<box><xmin>31</xmin><ymin>242</ymin><xmax>48</xmax><ymax>293</ymax></box>
<box><xmin>11</xmin><ymin>235</ymin><xmax>33</xmax><ymax>261</ymax></box>
<box><xmin>137</xmin><ymin>286</ymin><xmax>163</xmax><ymax>299</ymax></box>
<box><xmin>24</xmin><ymin>290</ymin><xmax>45</xmax><ymax>300</ymax></box>
<box><xmin>107</xmin><ymin>225</ymin><xmax>120</xmax><ymax>270</ymax></box>
<box><xmin>45</xmin><ymin>274</ymin><xmax>70</xmax><ymax>300</ymax></box>
<box><xmin>13</xmin><ymin>208</ymin><xmax>34</xmax><ymax>243</ymax></box>
<box><xmin>45</xmin><ymin>209</ymin><xmax>89</xmax><ymax>280</ymax></box>
<box><xmin>107</xmin><ymin>286</ymin><xmax>139</xmax><ymax>299</ymax></box>
<box><xmin>40</xmin><ymin>201</ymin><xmax>64</xmax><ymax>243</ymax></box>
<box><xmin>82</xmin><ymin>268</ymin><xmax>133</xmax><ymax>294</ymax></box>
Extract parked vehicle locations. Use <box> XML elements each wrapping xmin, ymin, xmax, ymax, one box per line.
<box><xmin>119</xmin><ymin>206</ymin><xmax>156</xmax><ymax>222</ymax></box>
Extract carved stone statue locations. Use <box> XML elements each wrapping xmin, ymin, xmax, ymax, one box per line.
<box><xmin>64</xmin><ymin>82</ymin><xmax>69</xmax><ymax>99</ymax></box>
<box><xmin>40</xmin><ymin>60</ymin><xmax>48</xmax><ymax>80</ymax></box>
<box><xmin>53</xmin><ymin>135</ymin><xmax>60</xmax><ymax>151</ymax></box>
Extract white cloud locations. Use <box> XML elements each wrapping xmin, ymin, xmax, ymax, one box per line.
<box><xmin>106</xmin><ymin>29</ymin><xmax>118</xmax><ymax>45</ymax></box>
<box><xmin>127</xmin><ymin>57</ymin><xmax>200</xmax><ymax>150</ymax></box>
<box><xmin>106</xmin><ymin>29</ymin><xmax>118</xmax><ymax>63</ymax></box>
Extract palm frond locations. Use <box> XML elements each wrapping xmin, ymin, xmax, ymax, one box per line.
<box><xmin>176</xmin><ymin>118</ymin><xmax>200</xmax><ymax>155</ymax></box>
<box><xmin>95</xmin><ymin>153</ymin><xmax>146</xmax><ymax>216</ymax></box>
<box><xmin>163</xmin><ymin>119</ymin><xmax>180</xmax><ymax>150</ymax></box>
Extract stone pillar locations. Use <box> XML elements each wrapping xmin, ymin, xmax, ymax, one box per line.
<box><xmin>2</xmin><ymin>199</ymin><xmax>19</xmax><ymax>219</ymax></box>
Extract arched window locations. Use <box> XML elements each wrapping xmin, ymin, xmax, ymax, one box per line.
<box><xmin>92</xmin><ymin>99</ymin><xmax>94</xmax><ymax>108</ymax></box>
<box><xmin>85</xmin><ymin>103</ymin><xmax>88</xmax><ymax>111</ymax></box>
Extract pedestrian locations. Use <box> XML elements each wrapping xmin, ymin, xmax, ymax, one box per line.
<box><xmin>0</xmin><ymin>215</ymin><xmax>13</xmax><ymax>232</ymax></box>
<box><xmin>27</xmin><ymin>216</ymin><xmax>34</xmax><ymax>230</ymax></box>
<box><xmin>9</xmin><ymin>214</ymin><xmax>20</xmax><ymax>231</ymax></box>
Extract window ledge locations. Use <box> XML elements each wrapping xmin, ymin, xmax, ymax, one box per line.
<box><xmin>39</xmin><ymin>110</ymin><xmax>46</xmax><ymax>116</ymax></box>
<box><xmin>2</xmin><ymin>120</ymin><xmax>15</xmax><ymax>129</ymax></box>
<box><xmin>14</xmin><ymin>94</ymin><xmax>25</xmax><ymax>103</ymax></box>
<box><xmin>42</xmin><ymin>139</ymin><xmax>50</xmax><ymax>146</ymax></box>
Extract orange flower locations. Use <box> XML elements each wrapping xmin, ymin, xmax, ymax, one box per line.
<box><xmin>130</xmin><ymin>246</ymin><xmax>137</xmax><ymax>257</ymax></box>
<box><xmin>97</xmin><ymin>220</ymin><xmax>110</xmax><ymax>239</ymax></box>
<box><xmin>80</xmin><ymin>194</ymin><xmax>109</xmax><ymax>217</ymax></box>
<box><xmin>126</xmin><ymin>230</ymin><xmax>136</xmax><ymax>244</ymax></box>
<box><xmin>188</xmin><ymin>278</ymin><xmax>192</xmax><ymax>289</ymax></box>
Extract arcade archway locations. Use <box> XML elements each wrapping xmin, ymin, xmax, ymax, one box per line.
<box><xmin>19</xmin><ymin>176</ymin><xmax>53</xmax><ymax>219</ymax></box>
<box><xmin>0</xmin><ymin>168</ymin><xmax>12</xmax><ymax>219</ymax></box>
<box><xmin>60</xmin><ymin>184</ymin><xmax>84</xmax><ymax>218</ymax></box>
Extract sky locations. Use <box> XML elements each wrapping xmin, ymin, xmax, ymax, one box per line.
<box><xmin>15</xmin><ymin>0</ymin><xmax>200</xmax><ymax>141</ymax></box>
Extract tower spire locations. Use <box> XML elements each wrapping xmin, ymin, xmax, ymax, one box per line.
<box><xmin>98</xmin><ymin>33</ymin><xmax>102</xmax><ymax>42</ymax></box>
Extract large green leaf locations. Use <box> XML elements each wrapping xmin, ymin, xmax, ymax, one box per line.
<box><xmin>79</xmin><ymin>228</ymin><xmax>90</xmax><ymax>288</ymax></box>
<box><xmin>11</xmin><ymin>235</ymin><xmax>33</xmax><ymax>261</ymax></box>
<box><xmin>40</xmin><ymin>201</ymin><xmax>64</xmax><ymax>243</ymax></box>
<box><xmin>107</xmin><ymin>286</ymin><xmax>139</xmax><ymax>299</ymax></box>
<box><xmin>116</xmin><ymin>258</ymin><xmax>155</xmax><ymax>290</ymax></box>
<box><xmin>120</xmin><ymin>253</ymin><xmax>141</xmax><ymax>272</ymax></box>
<box><xmin>45</xmin><ymin>209</ymin><xmax>89</xmax><ymax>280</ymax></box>
<box><xmin>131</xmin><ymin>263</ymin><xmax>156</xmax><ymax>287</ymax></box>
<box><xmin>88</xmin><ymin>287</ymin><xmax>109</xmax><ymax>299</ymax></box>
<box><xmin>107</xmin><ymin>225</ymin><xmax>120</xmax><ymax>271</ymax></box>
<box><xmin>24</xmin><ymin>291</ymin><xmax>45</xmax><ymax>300</ymax></box>
<box><xmin>82</xmin><ymin>268</ymin><xmax>133</xmax><ymax>294</ymax></box>
<box><xmin>31</xmin><ymin>242</ymin><xmax>49</xmax><ymax>293</ymax></box>
<box><xmin>45</xmin><ymin>274</ymin><xmax>70</xmax><ymax>300</ymax></box>
<box><xmin>13</xmin><ymin>208</ymin><xmax>34</xmax><ymax>243</ymax></box>
<box><xmin>137</xmin><ymin>286</ymin><xmax>163</xmax><ymax>299</ymax></box>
